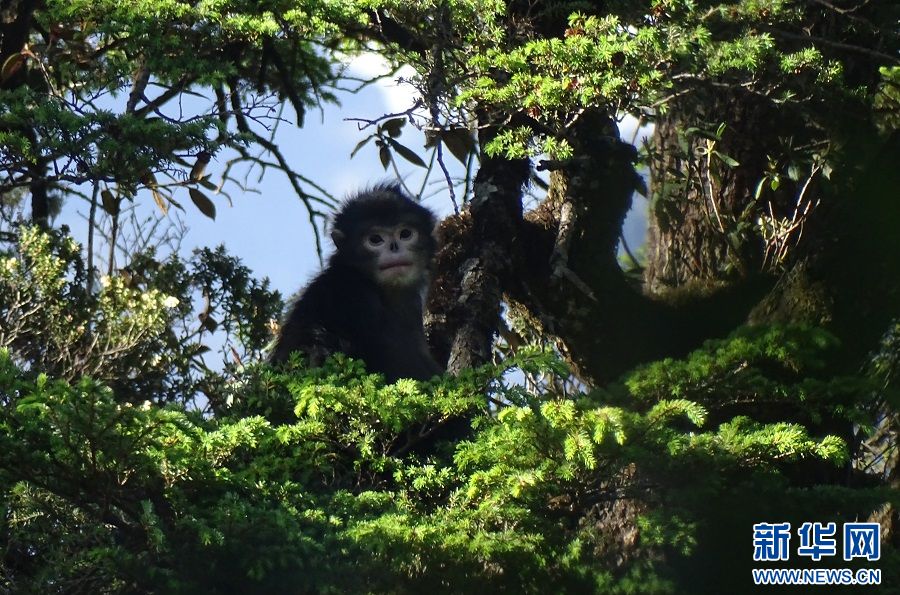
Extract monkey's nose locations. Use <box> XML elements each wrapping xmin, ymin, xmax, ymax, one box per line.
<box><xmin>390</xmin><ymin>241</ymin><xmax>399</xmax><ymax>251</ymax></box>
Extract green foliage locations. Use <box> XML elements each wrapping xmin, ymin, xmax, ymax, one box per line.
<box><xmin>39</xmin><ymin>0</ymin><xmax>363</xmax><ymax>98</ymax></box>
<box><xmin>0</xmin><ymin>88</ymin><xmax>218</xmax><ymax>193</ymax></box>
<box><xmin>875</xmin><ymin>66</ymin><xmax>900</xmax><ymax>133</ymax></box>
<box><xmin>0</xmin><ymin>227</ymin><xmax>281</xmax><ymax>406</ymax></box>
<box><xmin>623</xmin><ymin>325</ymin><xmax>864</xmax><ymax>422</ymax></box>
<box><xmin>464</xmin><ymin>13</ymin><xmax>665</xmax><ymax>111</ymax></box>
<box><xmin>1</xmin><ymin>0</ymin><xmax>374</xmax><ymax>220</ymax></box>
<box><xmin>1</xmin><ymin>1</ymin><xmax>898</xmax><ymax>592</ymax></box>
<box><xmin>1</xmin><ymin>314</ymin><xmax>894</xmax><ymax>592</ymax></box>
<box><xmin>449</xmin><ymin>1</ymin><xmax>897</xmax><ymax>158</ymax></box>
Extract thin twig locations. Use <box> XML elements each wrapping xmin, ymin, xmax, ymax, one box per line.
<box><xmin>765</xmin><ymin>27</ymin><xmax>899</xmax><ymax>65</ymax></box>
<box><xmin>87</xmin><ymin>181</ymin><xmax>99</xmax><ymax>293</ymax></box>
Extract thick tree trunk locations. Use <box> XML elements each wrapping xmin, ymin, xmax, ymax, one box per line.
<box><xmin>644</xmin><ymin>92</ymin><xmax>786</xmax><ymax>293</ymax></box>
<box><xmin>750</xmin><ymin>131</ymin><xmax>900</xmax><ymax>361</ymax></box>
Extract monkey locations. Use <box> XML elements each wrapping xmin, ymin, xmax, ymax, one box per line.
<box><xmin>269</xmin><ymin>184</ymin><xmax>443</xmax><ymax>382</ymax></box>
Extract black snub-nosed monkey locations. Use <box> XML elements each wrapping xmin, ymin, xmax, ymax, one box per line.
<box><xmin>270</xmin><ymin>184</ymin><xmax>443</xmax><ymax>382</ymax></box>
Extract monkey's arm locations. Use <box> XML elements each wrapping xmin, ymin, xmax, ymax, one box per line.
<box><xmin>269</xmin><ymin>267</ymin><xmax>381</xmax><ymax>366</ymax></box>
<box><xmin>269</xmin><ymin>318</ymin><xmax>345</xmax><ymax>366</ymax></box>
<box><xmin>269</xmin><ymin>272</ymin><xmax>351</xmax><ymax>365</ymax></box>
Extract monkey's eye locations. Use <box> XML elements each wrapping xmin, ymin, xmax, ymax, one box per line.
<box><xmin>366</xmin><ymin>234</ymin><xmax>384</xmax><ymax>247</ymax></box>
<box><xmin>398</xmin><ymin>228</ymin><xmax>414</xmax><ymax>240</ymax></box>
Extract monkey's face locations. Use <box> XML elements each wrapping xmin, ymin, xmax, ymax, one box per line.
<box><xmin>329</xmin><ymin>187</ymin><xmax>437</xmax><ymax>288</ymax></box>
<box><xmin>362</xmin><ymin>224</ymin><xmax>428</xmax><ymax>287</ymax></box>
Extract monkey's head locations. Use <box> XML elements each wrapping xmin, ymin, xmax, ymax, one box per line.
<box><xmin>330</xmin><ymin>185</ymin><xmax>437</xmax><ymax>288</ymax></box>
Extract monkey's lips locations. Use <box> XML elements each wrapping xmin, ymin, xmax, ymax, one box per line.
<box><xmin>379</xmin><ymin>261</ymin><xmax>413</xmax><ymax>271</ymax></box>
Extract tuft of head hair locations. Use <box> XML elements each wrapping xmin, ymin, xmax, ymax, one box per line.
<box><xmin>331</xmin><ymin>184</ymin><xmax>436</xmax><ymax>248</ymax></box>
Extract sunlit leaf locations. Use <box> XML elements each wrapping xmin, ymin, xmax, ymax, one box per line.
<box><xmin>190</xmin><ymin>151</ymin><xmax>211</xmax><ymax>181</ymax></box>
<box><xmin>100</xmin><ymin>189</ymin><xmax>119</xmax><ymax>215</ymax></box>
<box><xmin>1</xmin><ymin>53</ymin><xmax>25</xmax><ymax>82</ymax></box>
<box><xmin>151</xmin><ymin>189</ymin><xmax>168</xmax><ymax>216</ymax></box>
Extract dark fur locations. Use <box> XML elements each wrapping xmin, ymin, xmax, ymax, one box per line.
<box><xmin>270</xmin><ymin>185</ymin><xmax>442</xmax><ymax>381</ymax></box>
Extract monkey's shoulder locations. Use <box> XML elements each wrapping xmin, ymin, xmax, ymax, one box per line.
<box><xmin>271</xmin><ymin>267</ymin><xmax>378</xmax><ymax>364</ymax></box>
<box><xmin>283</xmin><ymin>266</ymin><xmax>385</xmax><ymax>339</ymax></box>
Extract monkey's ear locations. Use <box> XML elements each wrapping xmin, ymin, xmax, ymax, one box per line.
<box><xmin>330</xmin><ymin>228</ymin><xmax>346</xmax><ymax>247</ymax></box>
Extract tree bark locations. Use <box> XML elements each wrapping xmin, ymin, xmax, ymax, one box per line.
<box><xmin>1</xmin><ymin>0</ymin><xmax>49</xmax><ymax>227</ymax></box>
<box><xmin>426</xmin><ymin>124</ymin><xmax>530</xmax><ymax>373</ymax></box>
<box><xmin>644</xmin><ymin>92</ymin><xmax>778</xmax><ymax>292</ymax></box>
<box><xmin>503</xmin><ymin>110</ymin><xmax>766</xmax><ymax>384</ymax></box>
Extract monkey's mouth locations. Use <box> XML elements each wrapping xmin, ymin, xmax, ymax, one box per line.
<box><xmin>380</xmin><ymin>261</ymin><xmax>413</xmax><ymax>271</ymax></box>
